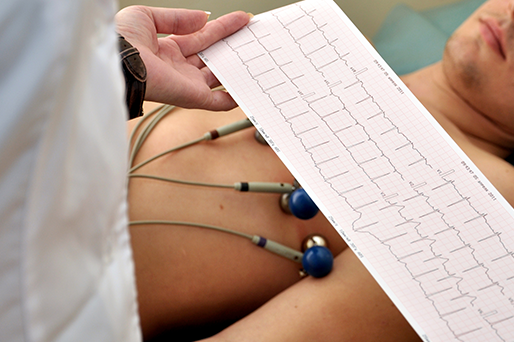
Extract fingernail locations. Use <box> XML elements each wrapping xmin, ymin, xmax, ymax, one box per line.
<box><xmin>205</xmin><ymin>11</ymin><xmax>211</xmax><ymax>19</ymax></box>
<box><xmin>247</xmin><ymin>13</ymin><xmax>254</xmax><ymax>19</ymax></box>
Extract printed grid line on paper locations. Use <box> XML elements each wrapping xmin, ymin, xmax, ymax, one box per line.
<box><xmin>199</xmin><ymin>1</ymin><xmax>514</xmax><ymax>341</ymax></box>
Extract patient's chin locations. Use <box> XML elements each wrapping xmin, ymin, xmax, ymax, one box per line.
<box><xmin>443</xmin><ymin>35</ymin><xmax>483</xmax><ymax>91</ymax></box>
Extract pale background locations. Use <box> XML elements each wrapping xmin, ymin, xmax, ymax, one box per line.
<box><xmin>117</xmin><ymin>0</ymin><xmax>466</xmax><ymax>37</ymax></box>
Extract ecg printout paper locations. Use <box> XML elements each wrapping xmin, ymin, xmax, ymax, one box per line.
<box><xmin>198</xmin><ymin>0</ymin><xmax>514</xmax><ymax>340</ymax></box>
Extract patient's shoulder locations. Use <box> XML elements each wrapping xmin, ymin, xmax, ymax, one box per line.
<box><xmin>451</xmin><ymin>130</ymin><xmax>514</xmax><ymax>206</ymax></box>
<box><xmin>423</xmin><ymin>104</ymin><xmax>514</xmax><ymax>206</ymax></box>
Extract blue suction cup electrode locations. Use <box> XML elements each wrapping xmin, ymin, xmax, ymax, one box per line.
<box><xmin>302</xmin><ymin>245</ymin><xmax>333</xmax><ymax>278</ymax></box>
<box><xmin>288</xmin><ymin>188</ymin><xmax>319</xmax><ymax>220</ymax></box>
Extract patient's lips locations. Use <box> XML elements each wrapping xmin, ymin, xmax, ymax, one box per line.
<box><xmin>479</xmin><ymin>17</ymin><xmax>506</xmax><ymax>60</ymax></box>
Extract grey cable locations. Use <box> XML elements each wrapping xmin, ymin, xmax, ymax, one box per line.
<box><xmin>129</xmin><ymin>220</ymin><xmax>253</xmax><ymax>239</ymax></box>
<box><xmin>129</xmin><ymin>220</ymin><xmax>304</xmax><ymax>263</ymax></box>
<box><xmin>128</xmin><ymin>174</ymin><xmax>234</xmax><ymax>189</ymax></box>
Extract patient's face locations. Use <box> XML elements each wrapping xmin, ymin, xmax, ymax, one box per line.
<box><xmin>443</xmin><ymin>0</ymin><xmax>514</xmax><ymax>124</ymax></box>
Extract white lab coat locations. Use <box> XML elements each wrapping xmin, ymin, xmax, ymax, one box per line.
<box><xmin>0</xmin><ymin>0</ymin><xmax>142</xmax><ymax>341</ymax></box>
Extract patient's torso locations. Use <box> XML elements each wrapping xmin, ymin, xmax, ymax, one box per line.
<box><xmin>127</xmin><ymin>106</ymin><xmax>347</xmax><ymax>339</ymax></box>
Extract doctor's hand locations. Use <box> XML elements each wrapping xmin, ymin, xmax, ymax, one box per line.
<box><xmin>115</xmin><ymin>6</ymin><xmax>250</xmax><ymax>111</ymax></box>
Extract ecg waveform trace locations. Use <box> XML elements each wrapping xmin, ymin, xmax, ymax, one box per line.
<box><xmin>199</xmin><ymin>0</ymin><xmax>514</xmax><ymax>341</ymax></box>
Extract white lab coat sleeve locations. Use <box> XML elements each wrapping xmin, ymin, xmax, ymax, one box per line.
<box><xmin>0</xmin><ymin>0</ymin><xmax>142</xmax><ymax>341</ymax></box>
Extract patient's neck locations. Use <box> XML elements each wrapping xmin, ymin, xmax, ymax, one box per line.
<box><xmin>401</xmin><ymin>62</ymin><xmax>514</xmax><ymax>158</ymax></box>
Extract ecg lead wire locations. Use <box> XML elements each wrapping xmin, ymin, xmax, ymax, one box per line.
<box><xmin>129</xmin><ymin>117</ymin><xmax>254</xmax><ymax>173</ymax></box>
<box><xmin>128</xmin><ymin>174</ymin><xmax>294</xmax><ymax>193</ymax></box>
<box><xmin>129</xmin><ymin>220</ymin><xmax>303</xmax><ymax>263</ymax></box>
